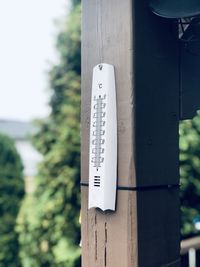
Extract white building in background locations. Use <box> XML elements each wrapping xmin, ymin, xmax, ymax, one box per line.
<box><xmin>0</xmin><ymin>119</ymin><xmax>42</xmax><ymax>177</ymax></box>
<box><xmin>16</xmin><ymin>141</ymin><xmax>42</xmax><ymax>177</ymax></box>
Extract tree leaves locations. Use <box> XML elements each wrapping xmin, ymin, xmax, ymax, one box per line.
<box><xmin>180</xmin><ymin>114</ymin><xmax>200</xmax><ymax>238</ymax></box>
<box><xmin>17</xmin><ymin>2</ymin><xmax>81</xmax><ymax>266</ymax></box>
<box><xmin>0</xmin><ymin>134</ymin><xmax>24</xmax><ymax>267</ymax></box>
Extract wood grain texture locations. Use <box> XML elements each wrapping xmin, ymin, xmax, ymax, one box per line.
<box><xmin>81</xmin><ymin>188</ymin><xmax>138</xmax><ymax>267</ymax></box>
<box><xmin>81</xmin><ymin>0</ymin><xmax>137</xmax><ymax>266</ymax></box>
<box><xmin>81</xmin><ymin>0</ymin><xmax>135</xmax><ymax>187</ymax></box>
<box><xmin>81</xmin><ymin>0</ymin><xmax>180</xmax><ymax>266</ymax></box>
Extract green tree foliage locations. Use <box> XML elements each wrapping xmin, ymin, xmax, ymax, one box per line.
<box><xmin>180</xmin><ymin>114</ymin><xmax>200</xmax><ymax>238</ymax></box>
<box><xmin>0</xmin><ymin>133</ymin><xmax>24</xmax><ymax>267</ymax></box>
<box><xmin>17</xmin><ymin>1</ymin><xmax>81</xmax><ymax>267</ymax></box>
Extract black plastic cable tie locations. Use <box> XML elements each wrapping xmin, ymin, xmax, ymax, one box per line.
<box><xmin>80</xmin><ymin>181</ymin><xmax>180</xmax><ymax>191</ymax></box>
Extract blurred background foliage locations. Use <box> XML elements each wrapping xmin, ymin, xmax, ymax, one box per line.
<box><xmin>0</xmin><ymin>133</ymin><xmax>24</xmax><ymax>267</ymax></box>
<box><xmin>16</xmin><ymin>0</ymin><xmax>81</xmax><ymax>266</ymax></box>
<box><xmin>180</xmin><ymin>113</ymin><xmax>200</xmax><ymax>239</ymax></box>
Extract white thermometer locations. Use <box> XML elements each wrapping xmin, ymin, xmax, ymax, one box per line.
<box><xmin>88</xmin><ymin>63</ymin><xmax>117</xmax><ymax>211</ymax></box>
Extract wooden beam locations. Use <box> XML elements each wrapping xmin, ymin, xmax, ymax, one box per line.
<box><xmin>133</xmin><ymin>3</ymin><xmax>180</xmax><ymax>263</ymax></box>
<box><xmin>81</xmin><ymin>1</ymin><xmax>137</xmax><ymax>266</ymax></box>
<box><xmin>81</xmin><ymin>1</ymin><xmax>135</xmax><ymax>187</ymax></box>
<box><xmin>81</xmin><ymin>0</ymin><xmax>180</xmax><ymax>266</ymax></box>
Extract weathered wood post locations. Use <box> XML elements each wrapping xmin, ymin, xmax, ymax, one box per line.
<box><xmin>81</xmin><ymin>0</ymin><xmax>180</xmax><ymax>266</ymax></box>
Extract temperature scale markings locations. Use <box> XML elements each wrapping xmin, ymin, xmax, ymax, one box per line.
<box><xmin>92</xmin><ymin>96</ymin><xmax>105</xmax><ymax>170</ymax></box>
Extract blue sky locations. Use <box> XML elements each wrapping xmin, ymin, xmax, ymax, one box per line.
<box><xmin>0</xmin><ymin>0</ymin><xmax>68</xmax><ymax>121</ymax></box>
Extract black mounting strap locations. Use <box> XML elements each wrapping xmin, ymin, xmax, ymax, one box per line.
<box><xmin>80</xmin><ymin>182</ymin><xmax>180</xmax><ymax>191</ymax></box>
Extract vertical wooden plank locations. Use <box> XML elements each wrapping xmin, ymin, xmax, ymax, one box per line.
<box><xmin>134</xmin><ymin>0</ymin><xmax>180</xmax><ymax>266</ymax></box>
<box><xmin>81</xmin><ymin>0</ymin><xmax>137</xmax><ymax>266</ymax></box>
<box><xmin>81</xmin><ymin>0</ymin><xmax>135</xmax><ymax>188</ymax></box>
<box><xmin>81</xmin><ymin>189</ymin><xmax>138</xmax><ymax>267</ymax></box>
<box><xmin>82</xmin><ymin>0</ymin><xmax>180</xmax><ymax>266</ymax></box>
<box><xmin>134</xmin><ymin>0</ymin><xmax>180</xmax><ymax>187</ymax></box>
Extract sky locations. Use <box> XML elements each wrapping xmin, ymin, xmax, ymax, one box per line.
<box><xmin>0</xmin><ymin>0</ymin><xmax>69</xmax><ymax>122</ymax></box>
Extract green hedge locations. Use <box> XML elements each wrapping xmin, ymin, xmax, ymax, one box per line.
<box><xmin>0</xmin><ymin>133</ymin><xmax>24</xmax><ymax>266</ymax></box>
<box><xmin>180</xmin><ymin>115</ymin><xmax>200</xmax><ymax>238</ymax></box>
<box><xmin>16</xmin><ymin>2</ymin><xmax>81</xmax><ymax>266</ymax></box>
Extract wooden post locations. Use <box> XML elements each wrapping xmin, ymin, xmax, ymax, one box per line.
<box><xmin>81</xmin><ymin>0</ymin><xmax>180</xmax><ymax>266</ymax></box>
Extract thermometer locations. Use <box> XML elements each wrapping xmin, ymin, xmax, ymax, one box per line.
<box><xmin>88</xmin><ymin>63</ymin><xmax>117</xmax><ymax>211</ymax></box>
